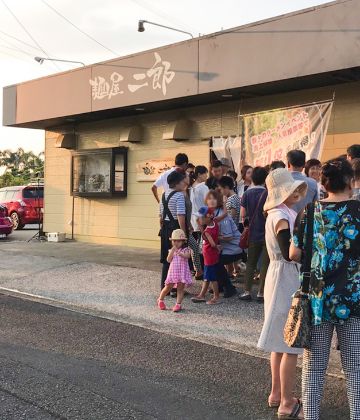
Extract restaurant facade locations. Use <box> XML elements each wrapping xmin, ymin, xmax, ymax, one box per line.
<box><xmin>3</xmin><ymin>0</ymin><xmax>360</xmax><ymax>248</ymax></box>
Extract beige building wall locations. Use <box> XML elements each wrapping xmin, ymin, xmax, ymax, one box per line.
<box><xmin>44</xmin><ymin>81</ymin><xmax>360</xmax><ymax>248</ymax></box>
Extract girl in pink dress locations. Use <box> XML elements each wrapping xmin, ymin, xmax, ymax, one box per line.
<box><xmin>157</xmin><ymin>229</ymin><xmax>193</xmax><ymax>312</ymax></box>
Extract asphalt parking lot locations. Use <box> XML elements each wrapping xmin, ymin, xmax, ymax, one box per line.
<box><xmin>2</xmin><ymin>225</ymin><xmax>40</xmax><ymax>242</ymax></box>
<box><xmin>0</xmin><ymin>294</ymin><xmax>349</xmax><ymax>420</ymax></box>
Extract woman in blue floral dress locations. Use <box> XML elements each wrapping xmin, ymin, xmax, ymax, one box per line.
<box><xmin>290</xmin><ymin>158</ymin><xmax>360</xmax><ymax>420</ymax></box>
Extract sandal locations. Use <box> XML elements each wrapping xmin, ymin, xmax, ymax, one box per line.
<box><xmin>278</xmin><ymin>399</ymin><xmax>303</xmax><ymax>419</ymax></box>
<box><xmin>191</xmin><ymin>297</ymin><xmax>206</xmax><ymax>303</ymax></box>
<box><xmin>206</xmin><ymin>299</ymin><xmax>220</xmax><ymax>305</ymax></box>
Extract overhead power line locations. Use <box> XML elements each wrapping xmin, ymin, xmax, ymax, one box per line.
<box><xmin>130</xmin><ymin>0</ymin><xmax>195</xmax><ymax>34</ymax></box>
<box><xmin>0</xmin><ymin>29</ymin><xmax>42</xmax><ymax>52</ymax></box>
<box><xmin>0</xmin><ymin>48</ymin><xmax>30</xmax><ymax>63</ymax></box>
<box><xmin>0</xmin><ymin>0</ymin><xmax>59</xmax><ymax>70</ymax></box>
<box><xmin>0</xmin><ymin>33</ymin><xmax>40</xmax><ymax>58</ymax></box>
<box><xmin>41</xmin><ymin>0</ymin><xmax>119</xmax><ymax>56</ymax></box>
<box><xmin>0</xmin><ymin>42</ymin><xmax>34</xmax><ymax>57</ymax></box>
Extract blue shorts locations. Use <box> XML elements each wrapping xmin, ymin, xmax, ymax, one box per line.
<box><xmin>204</xmin><ymin>264</ymin><xmax>219</xmax><ymax>282</ymax></box>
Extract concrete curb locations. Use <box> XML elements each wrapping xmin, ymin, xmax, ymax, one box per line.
<box><xmin>0</xmin><ymin>286</ymin><xmax>345</xmax><ymax>380</ymax></box>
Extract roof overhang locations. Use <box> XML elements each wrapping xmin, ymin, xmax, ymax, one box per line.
<box><xmin>3</xmin><ymin>0</ymin><xmax>360</xmax><ymax>130</ymax></box>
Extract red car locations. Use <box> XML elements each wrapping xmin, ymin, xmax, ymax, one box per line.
<box><xmin>0</xmin><ymin>185</ymin><xmax>44</xmax><ymax>230</ymax></box>
<box><xmin>0</xmin><ymin>204</ymin><xmax>13</xmax><ymax>237</ymax></box>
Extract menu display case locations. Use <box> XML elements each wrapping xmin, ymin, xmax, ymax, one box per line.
<box><xmin>72</xmin><ymin>147</ymin><xmax>127</xmax><ymax>197</ymax></box>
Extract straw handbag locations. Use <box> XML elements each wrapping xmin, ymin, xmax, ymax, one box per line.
<box><xmin>284</xmin><ymin>203</ymin><xmax>314</xmax><ymax>349</ymax></box>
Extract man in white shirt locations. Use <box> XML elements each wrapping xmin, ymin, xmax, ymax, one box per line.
<box><xmin>151</xmin><ymin>153</ymin><xmax>189</xmax><ymax>203</ymax></box>
<box><xmin>189</xmin><ymin>165</ymin><xmax>209</xmax><ymax>231</ymax></box>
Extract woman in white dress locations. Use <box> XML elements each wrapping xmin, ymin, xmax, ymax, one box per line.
<box><xmin>257</xmin><ymin>168</ymin><xmax>307</xmax><ymax>420</ymax></box>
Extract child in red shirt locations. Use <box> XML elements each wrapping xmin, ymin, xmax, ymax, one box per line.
<box><xmin>191</xmin><ymin>205</ymin><xmax>221</xmax><ymax>305</ymax></box>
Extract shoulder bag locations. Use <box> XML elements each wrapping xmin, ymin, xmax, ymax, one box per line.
<box><xmin>161</xmin><ymin>191</ymin><xmax>178</xmax><ymax>227</ymax></box>
<box><xmin>159</xmin><ymin>191</ymin><xmax>178</xmax><ymax>235</ymax></box>
<box><xmin>284</xmin><ymin>203</ymin><xmax>314</xmax><ymax>349</ymax></box>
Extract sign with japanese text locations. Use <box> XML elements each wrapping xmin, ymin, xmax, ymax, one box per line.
<box><xmin>90</xmin><ymin>52</ymin><xmax>175</xmax><ymax>101</ymax></box>
<box><xmin>90</xmin><ymin>44</ymin><xmax>198</xmax><ymax>112</ymax></box>
<box><xmin>136</xmin><ymin>158</ymin><xmax>174</xmax><ymax>182</ymax></box>
<box><xmin>242</xmin><ymin>101</ymin><xmax>333</xmax><ymax>166</ymax></box>
<box><xmin>12</xmin><ymin>44</ymin><xmax>198</xmax><ymax>124</ymax></box>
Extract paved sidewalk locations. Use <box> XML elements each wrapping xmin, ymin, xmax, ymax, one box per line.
<box><xmin>1</xmin><ymin>238</ymin><xmax>160</xmax><ymax>271</ymax></box>
<box><xmin>0</xmin><ymin>240</ymin><xmax>343</xmax><ymax>376</ymax></box>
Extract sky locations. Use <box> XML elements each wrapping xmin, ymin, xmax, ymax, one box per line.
<box><xmin>0</xmin><ymin>0</ymin><xmax>330</xmax><ymax>154</ymax></box>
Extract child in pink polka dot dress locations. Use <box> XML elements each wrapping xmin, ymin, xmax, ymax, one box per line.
<box><xmin>157</xmin><ymin>229</ymin><xmax>193</xmax><ymax>312</ymax></box>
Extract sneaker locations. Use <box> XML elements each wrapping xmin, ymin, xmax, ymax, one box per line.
<box><xmin>239</xmin><ymin>292</ymin><xmax>252</xmax><ymax>301</ymax></box>
<box><xmin>157</xmin><ymin>299</ymin><xmax>166</xmax><ymax>310</ymax></box>
<box><xmin>173</xmin><ymin>303</ymin><xmax>182</xmax><ymax>312</ymax></box>
<box><xmin>257</xmin><ymin>294</ymin><xmax>264</xmax><ymax>303</ymax></box>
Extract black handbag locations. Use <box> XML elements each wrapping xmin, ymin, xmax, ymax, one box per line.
<box><xmin>284</xmin><ymin>203</ymin><xmax>315</xmax><ymax>349</ymax></box>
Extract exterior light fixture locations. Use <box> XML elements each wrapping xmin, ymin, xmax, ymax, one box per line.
<box><xmin>34</xmin><ymin>56</ymin><xmax>45</xmax><ymax>64</ymax></box>
<box><xmin>34</xmin><ymin>56</ymin><xmax>86</xmax><ymax>67</ymax></box>
<box><xmin>137</xmin><ymin>20</ymin><xmax>194</xmax><ymax>38</ymax></box>
<box><xmin>138</xmin><ymin>20</ymin><xmax>145</xmax><ymax>32</ymax></box>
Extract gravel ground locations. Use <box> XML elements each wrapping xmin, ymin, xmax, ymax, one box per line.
<box><xmin>0</xmin><ymin>252</ymin><xmax>264</xmax><ymax>353</ymax></box>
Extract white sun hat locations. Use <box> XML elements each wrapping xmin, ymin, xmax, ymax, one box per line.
<box><xmin>264</xmin><ymin>168</ymin><xmax>308</xmax><ymax>212</ymax></box>
<box><xmin>170</xmin><ymin>229</ymin><xmax>187</xmax><ymax>241</ymax></box>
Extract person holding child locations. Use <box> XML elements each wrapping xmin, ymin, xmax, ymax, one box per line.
<box><xmin>157</xmin><ymin>229</ymin><xmax>193</xmax><ymax>312</ymax></box>
<box><xmin>211</xmin><ymin>189</ymin><xmax>239</xmax><ymax>298</ymax></box>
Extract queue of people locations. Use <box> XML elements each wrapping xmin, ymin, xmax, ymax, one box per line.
<box><xmin>152</xmin><ymin>143</ymin><xmax>360</xmax><ymax>420</ymax></box>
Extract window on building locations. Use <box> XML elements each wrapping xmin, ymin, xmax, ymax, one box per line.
<box><xmin>72</xmin><ymin>147</ymin><xmax>128</xmax><ymax>197</ymax></box>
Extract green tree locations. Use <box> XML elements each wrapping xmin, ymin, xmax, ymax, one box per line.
<box><xmin>0</xmin><ymin>148</ymin><xmax>44</xmax><ymax>186</ymax></box>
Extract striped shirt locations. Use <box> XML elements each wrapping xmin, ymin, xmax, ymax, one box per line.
<box><xmin>159</xmin><ymin>190</ymin><xmax>186</xmax><ymax>221</ymax></box>
<box><xmin>225</xmin><ymin>193</ymin><xmax>241</xmax><ymax>225</ymax></box>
